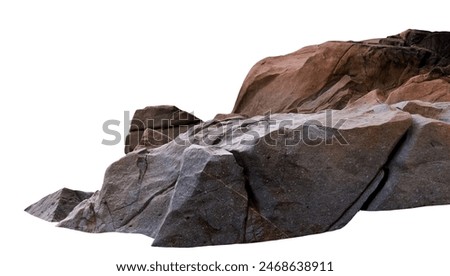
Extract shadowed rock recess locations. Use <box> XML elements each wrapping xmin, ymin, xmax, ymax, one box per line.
<box><xmin>26</xmin><ymin>30</ymin><xmax>450</xmax><ymax>247</ymax></box>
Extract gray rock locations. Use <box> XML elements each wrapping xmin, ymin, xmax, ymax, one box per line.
<box><xmin>219</xmin><ymin>107</ymin><xmax>411</xmax><ymax>241</ymax></box>
<box><xmin>365</xmin><ymin>102</ymin><xmax>450</xmax><ymax>210</ymax></box>
<box><xmin>59</xmin><ymin>146</ymin><xmax>184</xmax><ymax>235</ymax></box>
<box><xmin>153</xmin><ymin>145</ymin><xmax>248</xmax><ymax>247</ymax></box>
<box><xmin>25</xmin><ymin>188</ymin><xmax>93</xmax><ymax>222</ymax></box>
<box><xmin>134</xmin><ymin>129</ymin><xmax>172</xmax><ymax>151</ymax></box>
<box><xmin>55</xmin><ymin>104</ymin><xmax>413</xmax><ymax>246</ymax></box>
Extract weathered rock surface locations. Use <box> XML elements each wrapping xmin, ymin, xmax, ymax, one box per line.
<box><xmin>364</xmin><ymin>101</ymin><xmax>450</xmax><ymax>210</ymax></box>
<box><xmin>233</xmin><ymin>29</ymin><xmax>450</xmax><ymax>116</ymax></box>
<box><xmin>125</xmin><ymin>105</ymin><xmax>202</xmax><ymax>153</ymax></box>
<box><xmin>26</xmin><ymin>30</ymin><xmax>450</xmax><ymax>247</ymax></box>
<box><xmin>58</xmin><ymin>104</ymin><xmax>414</xmax><ymax>246</ymax></box>
<box><xmin>25</xmin><ymin>188</ymin><xmax>93</xmax><ymax>222</ymax></box>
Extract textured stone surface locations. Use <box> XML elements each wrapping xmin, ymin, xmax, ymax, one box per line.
<box><xmin>223</xmin><ymin>108</ymin><xmax>411</xmax><ymax>242</ymax></box>
<box><xmin>365</xmin><ymin>102</ymin><xmax>450</xmax><ymax>210</ymax></box>
<box><xmin>125</xmin><ymin>105</ymin><xmax>201</xmax><ymax>153</ymax></box>
<box><xmin>134</xmin><ymin>129</ymin><xmax>172</xmax><ymax>151</ymax></box>
<box><xmin>25</xmin><ymin>188</ymin><xmax>93</xmax><ymax>222</ymax></box>
<box><xmin>26</xmin><ymin>30</ymin><xmax>450</xmax><ymax>247</ymax></box>
<box><xmin>232</xmin><ymin>29</ymin><xmax>450</xmax><ymax>117</ymax></box>
<box><xmin>153</xmin><ymin>146</ymin><xmax>248</xmax><ymax>247</ymax></box>
<box><xmin>55</xmin><ymin>104</ymin><xmax>412</xmax><ymax>246</ymax></box>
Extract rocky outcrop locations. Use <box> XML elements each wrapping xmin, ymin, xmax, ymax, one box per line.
<box><xmin>25</xmin><ymin>188</ymin><xmax>93</xmax><ymax>222</ymax></box>
<box><xmin>232</xmin><ymin>29</ymin><xmax>450</xmax><ymax>116</ymax></box>
<box><xmin>125</xmin><ymin>105</ymin><xmax>202</xmax><ymax>153</ymax></box>
<box><xmin>26</xmin><ymin>30</ymin><xmax>450</xmax><ymax>247</ymax></box>
<box><xmin>58</xmin><ymin>104</ymin><xmax>412</xmax><ymax>246</ymax></box>
<box><xmin>364</xmin><ymin>101</ymin><xmax>450</xmax><ymax>210</ymax></box>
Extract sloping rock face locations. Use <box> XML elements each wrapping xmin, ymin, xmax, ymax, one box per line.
<box><xmin>233</xmin><ymin>29</ymin><xmax>450</xmax><ymax>116</ymax></box>
<box><xmin>26</xmin><ymin>30</ymin><xmax>450</xmax><ymax>247</ymax></box>
<box><xmin>25</xmin><ymin>188</ymin><xmax>93</xmax><ymax>222</ymax></box>
<box><xmin>365</xmin><ymin>101</ymin><xmax>450</xmax><ymax>210</ymax></box>
<box><xmin>58</xmin><ymin>105</ymin><xmax>412</xmax><ymax>246</ymax></box>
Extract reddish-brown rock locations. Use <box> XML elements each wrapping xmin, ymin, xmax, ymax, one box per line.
<box><xmin>125</xmin><ymin>105</ymin><xmax>202</xmax><ymax>153</ymax></box>
<box><xmin>233</xmin><ymin>30</ymin><xmax>450</xmax><ymax>116</ymax></box>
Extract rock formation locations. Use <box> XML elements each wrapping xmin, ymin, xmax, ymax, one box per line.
<box><xmin>26</xmin><ymin>29</ymin><xmax>450</xmax><ymax>247</ymax></box>
<box><xmin>25</xmin><ymin>188</ymin><xmax>93</xmax><ymax>222</ymax></box>
<box><xmin>125</xmin><ymin>105</ymin><xmax>202</xmax><ymax>153</ymax></box>
<box><xmin>233</xmin><ymin>29</ymin><xmax>450</xmax><ymax>116</ymax></box>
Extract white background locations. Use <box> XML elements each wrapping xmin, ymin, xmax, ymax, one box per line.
<box><xmin>1</xmin><ymin>1</ymin><xmax>449</xmax><ymax>275</ymax></box>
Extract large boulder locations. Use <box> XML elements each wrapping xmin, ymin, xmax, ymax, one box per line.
<box><xmin>56</xmin><ymin>104</ymin><xmax>412</xmax><ymax>246</ymax></box>
<box><xmin>232</xmin><ymin>29</ymin><xmax>450</xmax><ymax>116</ymax></box>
